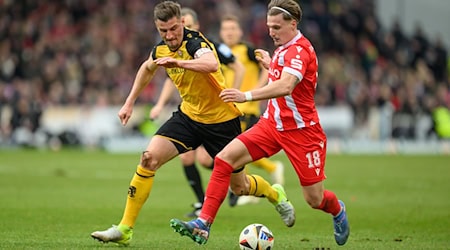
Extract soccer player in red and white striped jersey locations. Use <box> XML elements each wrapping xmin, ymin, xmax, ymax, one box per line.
<box><xmin>171</xmin><ymin>0</ymin><xmax>349</xmax><ymax>246</ymax></box>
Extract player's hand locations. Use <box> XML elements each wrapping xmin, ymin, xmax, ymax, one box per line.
<box><xmin>255</xmin><ymin>49</ymin><xmax>270</xmax><ymax>69</ymax></box>
<box><xmin>154</xmin><ymin>57</ymin><xmax>179</xmax><ymax>68</ymax></box>
<box><xmin>118</xmin><ymin>103</ymin><xmax>133</xmax><ymax>126</ymax></box>
<box><xmin>149</xmin><ymin>104</ymin><xmax>163</xmax><ymax>120</ymax></box>
<box><xmin>219</xmin><ymin>88</ymin><xmax>246</xmax><ymax>103</ymax></box>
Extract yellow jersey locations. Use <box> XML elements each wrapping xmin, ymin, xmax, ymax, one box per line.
<box><xmin>152</xmin><ymin>28</ymin><xmax>242</xmax><ymax>124</ymax></box>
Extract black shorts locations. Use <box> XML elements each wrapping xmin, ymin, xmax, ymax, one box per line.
<box><xmin>240</xmin><ymin>114</ymin><xmax>260</xmax><ymax>131</ymax></box>
<box><xmin>156</xmin><ymin>108</ymin><xmax>241</xmax><ymax>158</ymax></box>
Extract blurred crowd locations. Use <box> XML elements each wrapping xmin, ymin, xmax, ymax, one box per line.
<box><xmin>0</xmin><ymin>0</ymin><xmax>449</xmax><ymax>147</ymax></box>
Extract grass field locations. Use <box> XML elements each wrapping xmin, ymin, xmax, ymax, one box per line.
<box><xmin>0</xmin><ymin>149</ymin><xmax>449</xmax><ymax>249</ymax></box>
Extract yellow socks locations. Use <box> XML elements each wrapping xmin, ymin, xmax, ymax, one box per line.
<box><xmin>247</xmin><ymin>174</ymin><xmax>278</xmax><ymax>203</ymax></box>
<box><xmin>119</xmin><ymin>165</ymin><xmax>155</xmax><ymax>228</ymax></box>
<box><xmin>251</xmin><ymin>158</ymin><xmax>276</xmax><ymax>173</ymax></box>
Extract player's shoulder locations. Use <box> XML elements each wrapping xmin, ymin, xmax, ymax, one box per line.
<box><xmin>295</xmin><ymin>34</ymin><xmax>314</xmax><ymax>49</ymax></box>
<box><xmin>152</xmin><ymin>40</ymin><xmax>169</xmax><ymax>59</ymax></box>
<box><xmin>183</xmin><ymin>28</ymin><xmax>208</xmax><ymax>45</ymax></box>
<box><xmin>288</xmin><ymin>35</ymin><xmax>315</xmax><ymax>54</ymax></box>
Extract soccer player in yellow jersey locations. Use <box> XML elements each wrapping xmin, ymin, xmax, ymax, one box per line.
<box><xmin>150</xmin><ymin>7</ymin><xmax>245</xmax><ymax>218</ymax></box>
<box><xmin>90</xmin><ymin>1</ymin><xmax>291</xmax><ymax>246</ymax></box>
<box><xmin>220</xmin><ymin>14</ymin><xmax>285</xmax><ymax>205</ymax></box>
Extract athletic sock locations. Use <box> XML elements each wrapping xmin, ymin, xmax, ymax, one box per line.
<box><xmin>199</xmin><ymin>157</ymin><xmax>233</xmax><ymax>224</ymax></box>
<box><xmin>119</xmin><ymin>165</ymin><xmax>155</xmax><ymax>228</ymax></box>
<box><xmin>251</xmin><ymin>158</ymin><xmax>276</xmax><ymax>173</ymax></box>
<box><xmin>183</xmin><ymin>163</ymin><xmax>205</xmax><ymax>203</ymax></box>
<box><xmin>247</xmin><ymin>174</ymin><xmax>278</xmax><ymax>203</ymax></box>
<box><xmin>316</xmin><ymin>190</ymin><xmax>342</xmax><ymax>216</ymax></box>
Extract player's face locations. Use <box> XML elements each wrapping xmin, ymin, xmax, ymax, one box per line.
<box><xmin>267</xmin><ymin>14</ymin><xmax>297</xmax><ymax>46</ymax></box>
<box><xmin>220</xmin><ymin>20</ymin><xmax>242</xmax><ymax>47</ymax></box>
<box><xmin>155</xmin><ymin>16</ymin><xmax>184</xmax><ymax>51</ymax></box>
<box><xmin>182</xmin><ymin>14</ymin><xmax>200</xmax><ymax>30</ymax></box>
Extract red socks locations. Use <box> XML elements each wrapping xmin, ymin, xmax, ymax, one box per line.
<box><xmin>199</xmin><ymin>157</ymin><xmax>234</xmax><ymax>224</ymax></box>
<box><xmin>317</xmin><ymin>190</ymin><xmax>342</xmax><ymax>216</ymax></box>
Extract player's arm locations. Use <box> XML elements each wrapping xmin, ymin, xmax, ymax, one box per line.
<box><xmin>248</xmin><ymin>47</ymin><xmax>268</xmax><ymax>88</ymax></box>
<box><xmin>220</xmin><ymin>72</ymin><xmax>298</xmax><ymax>103</ymax></box>
<box><xmin>155</xmin><ymin>37</ymin><xmax>219</xmax><ymax>73</ymax></box>
<box><xmin>154</xmin><ymin>49</ymin><xmax>218</xmax><ymax>73</ymax></box>
<box><xmin>220</xmin><ymin>47</ymin><xmax>307</xmax><ymax>103</ymax></box>
<box><xmin>119</xmin><ymin>53</ymin><xmax>158</xmax><ymax>125</ymax></box>
<box><xmin>256</xmin><ymin>63</ymin><xmax>268</xmax><ymax>89</ymax></box>
<box><xmin>150</xmin><ymin>77</ymin><xmax>177</xmax><ymax>120</ymax></box>
<box><xmin>227</xmin><ymin>60</ymin><xmax>245</xmax><ymax>89</ymax></box>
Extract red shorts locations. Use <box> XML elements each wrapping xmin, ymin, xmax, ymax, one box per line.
<box><xmin>237</xmin><ymin>118</ymin><xmax>327</xmax><ymax>186</ymax></box>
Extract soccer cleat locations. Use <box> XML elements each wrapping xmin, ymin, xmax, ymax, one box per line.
<box><xmin>170</xmin><ymin>218</ymin><xmax>210</xmax><ymax>245</ymax></box>
<box><xmin>185</xmin><ymin>202</ymin><xmax>202</xmax><ymax>218</ymax></box>
<box><xmin>90</xmin><ymin>224</ymin><xmax>133</xmax><ymax>246</ymax></box>
<box><xmin>228</xmin><ymin>190</ymin><xmax>239</xmax><ymax>207</ymax></box>
<box><xmin>271</xmin><ymin>161</ymin><xmax>285</xmax><ymax>185</ymax></box>
<box><xmin>237</xmin><ymin>195</ymin><xmax>260</xmax><ymax>206</ymax></box>
<box><xmin>333</xmin><ymin>200</ymin><xmax>350</xmax><ymax>245</ymax></box>
<box><xmin>272</xmin><ymin>184</ymin><xmax>295</xmax><ymax>227</ymax></box>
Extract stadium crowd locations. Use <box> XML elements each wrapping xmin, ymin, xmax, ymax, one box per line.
<box><xmin>0</xmin><ymin>0</ymin><xmax>449</xmax><ymax>147</ymax></box>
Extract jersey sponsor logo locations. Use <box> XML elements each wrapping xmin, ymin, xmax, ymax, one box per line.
<box><xmin>167</xmin><ymin>67</ymin><xmax>185</xmax><ymax>75</ymax></box>
<box><xmin>268</xmin><ymin>68</ymin><xmax>281</xmax><ymax>79</ymax></box>
<box><xmin>290</xmin><ymin>58</ymin><xmax>303</xmax><ymax>71</ymax></box>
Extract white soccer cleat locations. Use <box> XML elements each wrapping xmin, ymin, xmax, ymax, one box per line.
<box><xmin>91</xmin><ymin>224</ymin><xmax>133</xmax><ymax>246</ymax></box>
<box><xmin>272</xmin><ymin>184</ymin><xmax>295</xmax><ymax>227</ymax></box>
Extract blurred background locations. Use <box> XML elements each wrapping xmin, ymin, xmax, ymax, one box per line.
<box><xmin>0</xmin><ymin>0</ymin><xmax>449</xmax><ymax>154</ymax></box>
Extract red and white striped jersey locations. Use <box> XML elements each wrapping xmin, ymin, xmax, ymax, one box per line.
<box><xmin>262</xmin><ymin>31</ymin><xmax>320</xmax><ymax>131</ymax></box>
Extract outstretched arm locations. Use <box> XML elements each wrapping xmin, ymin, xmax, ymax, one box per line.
<box><xmin>219</xmin><ymin>71</ymin><xmax>298</xmax><ymax>103</ymax></box>
<box><xmin>118</xmin><ymin>54</ymin><xmax>158</xmax><ymax>126</ymax></box>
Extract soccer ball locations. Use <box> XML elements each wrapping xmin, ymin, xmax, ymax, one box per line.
<box><xmin>239</xmin><ymin>223</ymin><xmax>274</xmax><ymax>250</ymax></box>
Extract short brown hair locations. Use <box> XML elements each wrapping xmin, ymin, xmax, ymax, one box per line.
<box><xmin>154</xmin><ymin>1</ymin><xmax>181</xmax><ymax>22</ymax></box>
<box><xmin>267</xmin><ymin>0</ymin><xmax>302</xmax><ymax>23</ymax></box>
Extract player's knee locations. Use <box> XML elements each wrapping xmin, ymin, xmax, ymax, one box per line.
<box><xmin>140</xmin><ymin>151</ymin><xmax>159</xmax><ymax>170</ymax></box>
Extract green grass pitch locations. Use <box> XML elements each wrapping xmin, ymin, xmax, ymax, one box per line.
<box><xmin>0</xmin><ymin>149</ymin><xmax>449</xmax><ymax>249</ymax></box>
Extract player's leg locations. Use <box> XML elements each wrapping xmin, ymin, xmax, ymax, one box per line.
<box><xmin>285</xmin><ymin>124</ymin><xmax>349</xmax><ymax>246</ymax></box>
<box><xmin>227</xmin><ymin>123</ymin><xmax>294</xmax><ymax>227</ymax></box>
<box><xmin>170</xmin><ymin>117</ymin><xmax>242</xmax><ymax>244</ymax></box>
<box><xmin>242</xmin><ymin>114</ymin><xmax>285</xmax><ymax>185</ymax></box>
<box><xmin>170</xmin><ymin>138</ymin><xmax>251</xmax><ymax>245</ymax></box>
<box><xmin>91</xmin><ymin>135</ymin><xmax>178</xmax><ymax>245</ymax></box>
<box><xmin>180</xmin><ymin>150</ymin><xmax>204</xmax><ymax>217</ymax></box>
<box><xmin>195</xmin><ymin>145</ymin><xmax>214</xmax><ymax>169</ymax></box>
<box><xmin>302</xmin><ymin>182</ymin><xmax>349</xmax><ymax>245</ymax></box>
<box><xmin>92</xmin><ymin>110</ymin><xmax>197</xmax><ymax>245</ymax></box>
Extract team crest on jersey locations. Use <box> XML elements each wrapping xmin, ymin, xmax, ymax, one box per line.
<box><xmin>178</xmin><ymin>50</ymin><xmax>183</xmax><ymax>56</ymax></box>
